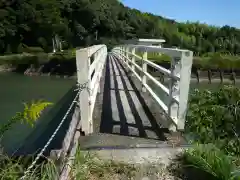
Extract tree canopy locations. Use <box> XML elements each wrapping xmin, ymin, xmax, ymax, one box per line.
<box><xmin>1</xmin><ymin>0</ymin><xmax>240</xmax><ymax>55</ymax></box>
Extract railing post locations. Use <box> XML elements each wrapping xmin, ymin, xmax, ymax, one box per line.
<box><xmin>142</xmin><ymin>50</ymin><xmax>147</xmax><ymax>92</ymax></box>
<box><xmin>168</xmin><ymin>56</ymin><xmax>180</xmax><ymax>132</ymax></box>
<box><xmin>131</xmin><ymin>47</ymin><xmax>135</xmax><ymax>71</ymax></box>
<box><xmin>123</xmin><ymin>46</ymin><xmax>126</xmax><ymax>62</ymax></box>
<box><xmin>121</xmin><ymin>46</ymin><xmax>123</xmax><ymax>60</ymax></box>
<box><xmin>76</xmin><ymin>48</ymin><xmax>91</xmax><ymax>134</ymax></box>
<box><xmin>168</xmin><ymin>51</ymin><xmax>193</xmax><ymax>131</ymax></box>
<box><xmin>126</xmin><ymin>46</ymin><xmax>129</xmax><ymax>65</ymax></box>
<box><xmin>177</xmin><ymin>51</ymin><xmax>193</xmax><ymax>130</ymax></box>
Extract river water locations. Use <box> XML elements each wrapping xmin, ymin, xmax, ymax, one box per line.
<box><xmin>0</xmin><ymin>73</ymin><xmax>75</xmax><ymax>154</ymax></box>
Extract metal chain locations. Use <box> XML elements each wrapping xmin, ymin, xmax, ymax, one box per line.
<box><xmin>20</xmin><ymin>83</ymin><xmax>88</xmax><ymax>180</ymax></box>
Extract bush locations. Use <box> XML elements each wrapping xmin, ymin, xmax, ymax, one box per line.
<box><xmin>49</xmin><ymin>49</ymin><xmax>75</xmax><ymax>62</ymax></box>
<box><xmin>0</xmin><ymin>54</ymin><xmax>39</xmax><ymax>66</ymax></box>
<box><xmin>186</xmin><ymin>86</ymin><xmax>240</xmax><ymax>156</ymax></box>
<box><xmin>148</xmin><ymin>53</ymin><xmax>171</xmax><ymax>63</ymax></box>
<box><xmin>0</xmin><ymin>49</ymin><xmax>76</xmax><ymax>66</ymax></box>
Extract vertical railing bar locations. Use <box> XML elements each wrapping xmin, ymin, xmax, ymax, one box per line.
<box><xmin>131</xmin><ymin>47</ymin><xmax>136</xmax><ymax>72</ymax></box>
<box><xmin>142</xmin><ymin>50</ymin><xmax>147</xmax><ymax>92</ymax></box>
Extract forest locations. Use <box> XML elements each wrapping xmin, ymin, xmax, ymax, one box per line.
<box><xmin>1</xmin><ymin>0</ymin><xmax>240</xmax><ymax>56</ymax></box>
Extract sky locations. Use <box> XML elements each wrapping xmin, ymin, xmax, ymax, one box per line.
<box><xmin>122</xmin><ymin>0</ymin><xmax>240</xmax><ymax>28</ymax></box>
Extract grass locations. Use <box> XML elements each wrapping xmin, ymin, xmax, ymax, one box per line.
<box><xmin>0</xmin><ymin>154</ymin><xmax>58</xmax><ymax>180</ymax></box>
<box><xmin>70</xmin><ymin>147</ymin><xmax>137</xmax><ymax>180</ymax></box>
<box><xmin>183</xmin><ymin>144</ymin><xmax>237</xmax><ymax>180</ymax></box>
<box><xmin>169</xmin><ymin>144</ymin><xmax>240</xmax><ymax>180</ymax></box>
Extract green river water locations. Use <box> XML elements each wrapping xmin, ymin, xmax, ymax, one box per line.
<box><xmin>0</xmin><ymin>73</ymin><xmax>75</xmax><ymax>155</ymax></box>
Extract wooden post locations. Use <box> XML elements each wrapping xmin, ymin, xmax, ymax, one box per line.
<box><xmin>208</xmin><ymin>70</ymin><xmax>212</xmax><ymax>84</ymax></box>
<box><xmin>219</xmin><ymin>70</ymin><xmax>223</xmax><ymax>84</ymax></box>
<box><xmin>142</xmin><ymin>50</ymin><xmax>147</xmax><ymax>92</ymax></box>
<box><xmin>196</xmin><ymin>69</ymin><xmax>200</xmax><ymax>83</ymax></box>
<box><xmin>76</xmin><ymin>48</ymin><xmax>91</xmax><ymax>134</ymax></box>
<box><xmin>232</xmin><ymin>70</ymin><xmax>236</xmax><ymax>85</ymax></box>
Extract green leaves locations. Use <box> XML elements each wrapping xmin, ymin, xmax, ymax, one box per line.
<box><xmin>0</xmin><ymin>100</ymin><xmax>53</xmax><ymax>137</ymax></box>
<box><xmin>186</xmin><ymin>86</ymin><xmax>240</xmax><ymax>156</ymax></box>
<box><xmin>22</xmin><ymin>100</ymin><xmax>53</xmax><ymax>127</ymax></box>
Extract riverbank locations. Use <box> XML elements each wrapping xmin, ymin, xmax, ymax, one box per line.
<box><xmin>0</xmin><ymin>65</ymin><xmax>16</xmax><ymax>72</ymax></box>
<box><xmin>0</xmin><ymin>50</ymin><xmax>76</xmax><ymax>77</ymax></box>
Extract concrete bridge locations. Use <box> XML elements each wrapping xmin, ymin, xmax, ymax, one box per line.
<box><xmin>20</xmin><ymin>39</ymin><xmax>193</xmax><ymax>179</ymax></box>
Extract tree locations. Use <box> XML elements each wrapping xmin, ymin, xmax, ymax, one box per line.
<box><xmin>1</xmin><ymin>0</ymin><xmax>240</xmax><ymax>55</ymax></box>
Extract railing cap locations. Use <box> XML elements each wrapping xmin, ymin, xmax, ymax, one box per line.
<box><xmin>123</xmin><ymin>38</ymin><xmax>165</xmax><ymax>45</ymax></box>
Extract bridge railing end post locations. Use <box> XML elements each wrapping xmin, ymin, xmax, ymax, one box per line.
<box><xmin>177</xmin><ymin>51</ymin><xmax>193</xmax><ymax>130</ymax></box>
<box><xmin>76</xmin><ymin>48</ymin><xmax>91</xmax><ymax>135</ymax></box>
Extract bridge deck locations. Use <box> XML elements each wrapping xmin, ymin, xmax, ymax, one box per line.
<box><xmin>89</xmin><ymin>54</ymin><xmax>184</xmax><ymax>147</ymax></box>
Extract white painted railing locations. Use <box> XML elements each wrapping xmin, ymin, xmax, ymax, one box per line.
<box><xmin>112</xmin><ymin>45</ymin><xmax>193</xmax><ymax>131</ymax></box>
<box><xmin>76</xmin><ymin>45</ymin><xmax>107</xmax><ymax>134</ymax></box>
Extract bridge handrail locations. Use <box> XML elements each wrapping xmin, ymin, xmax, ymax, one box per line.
<box><xmin>76</xmin><ymin>44</ymin><xmax>107</xmax><ymax>134</ymax></box>
<box><xmin>118</xmin><ymin>48</ymin><xmax>180</xmax><ymax>80</ymax></box>
<box><xmin>112</xmin><ymin>45</ymin><xmax>193</xmax><ymax>130</ymax></box>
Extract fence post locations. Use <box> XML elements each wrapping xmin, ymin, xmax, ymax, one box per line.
<box><xmin>76</xmin><ymin>48</ymin><xmax>91</xmax><ymax>134</ymax></box>
<box><xmin>131</xmin><ymin>47</ymin><xmax>135</xmax><ymax>71</ymax></box>
<box><xmin>142</xmin><ymin>50</ymin><xmax>147</xmax><ymax>92</ymax></box>
<box><xmin>177</xmin><ymin>51</ymin><xmax>193</xmax><ymax>130</ymax></box>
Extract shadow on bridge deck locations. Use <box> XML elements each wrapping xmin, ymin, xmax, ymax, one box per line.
<box><xmin>93</xmin><ymin>54</ymin><xmax>170</xmax><ymax>142</ymax></box>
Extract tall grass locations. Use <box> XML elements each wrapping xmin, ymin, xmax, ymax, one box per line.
<box><xmin>183</xmin><ymin>144</ymin><xmax>239</xmax><ymax>180</ymax></box>
<box><xmin>0</xmin><ymin>154</ymin><xmax>58</xmax><ymax>180</ymax></box>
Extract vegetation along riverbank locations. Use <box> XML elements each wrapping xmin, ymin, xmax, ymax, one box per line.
<box><xmin>0</xmin><ymin>49</ymin><xmax>77</xmax><ymax>77</ymax></box>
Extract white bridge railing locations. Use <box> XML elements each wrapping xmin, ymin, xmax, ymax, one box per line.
<box><xmin>76</xmin><ymin>44</ymin><xmax>107</xmax><ymax>134</ymax></box>
<box><xmin>112</xmin><ymin>45</ymin><xmax>193</xmax><ymax>131</ymax></box>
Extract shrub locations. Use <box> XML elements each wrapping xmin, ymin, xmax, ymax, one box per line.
<box><xmin>148</xmin><ymin>53</ymin><xmax>171</xmax><ymax>63</ymax></box>
<box><xmin>0</xmin><ymin>54</ymin><xmax>39</xmax><ymax>66</ymax></box>
<box><xmin>0</xmin><ymin>100</ymin><xmax>53</xmax><ymax>138</ymax></box>
<box><xmin>49</xmin><ymin>49</ymin><xmax>75</xmax><ymax>62</ymax></box>
<box><xmin>186</xmin><ymin>86</ymin><xmax>240</xmax><ymax>156</ymax></box>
